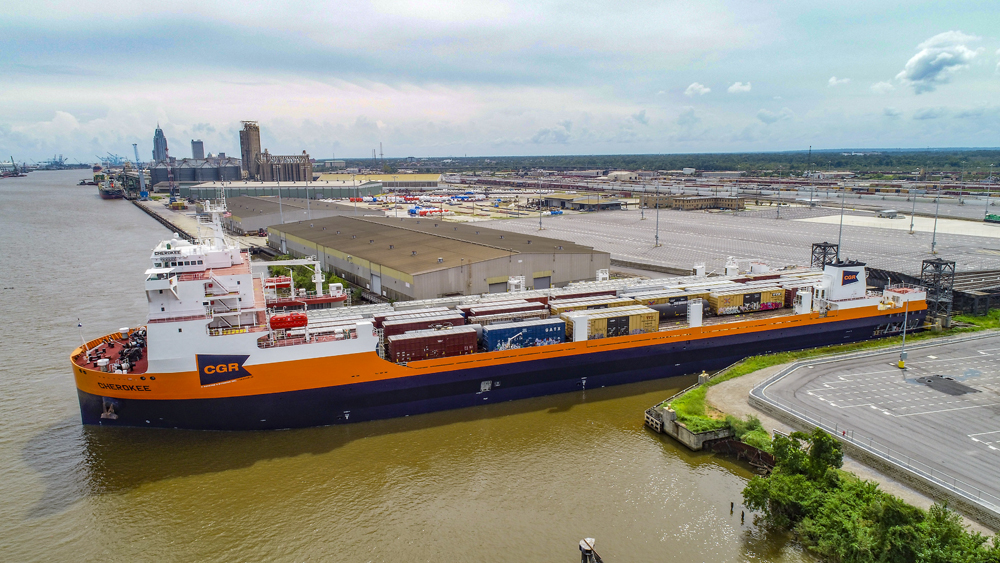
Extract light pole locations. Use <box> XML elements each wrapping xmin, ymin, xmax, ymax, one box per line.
<box><xmin>654</xmin><ymin>182</ymin><xmax>661</xmax><ymax>247</ymax></box>
<box><xmin>898</xmin><ymin>299</ymin><xmax>910</xmax><ymax>370</ymax></box>
<box><xmin>836</xmin><ymin>187</ymin><xmax>846</xmax><ymax>260</ymax></box>
<box><xmin>352</xmin><ymin>174</ymin><xmax>358</xmax><ymax>215</ymax></box>
<box><xmin>393</xmin><ymin>175</ymin><xmax>398</xmax><ymax>218</ymax></box>
<box><xmin>986</xmin><ymin>165</ymin><xmax>993</xmax><ymax>220</ymax></box>
<box><xmin>909</xmin><ymin>193</ymin><xmax>916</xmax><ymax>234</ymax></box>
<box><xmin>305</xmin><ymin>177</ymin><xmax>311</xmax><ymax>220</ymax></box>
<box><xmin>278</xmin><ymin>183</ymin><xmax>284</xmax><ymax>224</ymax></box>
<box><xmin>931</xmin><ymin>190</ymin><xmax>940</xmax><ymax>254</ymax></box>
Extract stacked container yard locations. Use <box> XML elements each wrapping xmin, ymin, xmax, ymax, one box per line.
<box><xmin>480</xmin><ymin>318</ymin><xmax>566</xmax><ymax>351</ymax></box>
<box><xmin>382</xmin><ymin>312</ymin><xmax>467</xmax><ymax>337</ymax></box>
<box><xmin>387</xmin><ymin>326</ymin><xmax>478</xmax><ymax>362</ymax></box>
<box><xmin>561</xmin><ymin>305</ymin><xmax>659</xmax><ymax>340</ymax></box>
<box><xmin>707</xmin><ymin>287</ymin><xmax>785</xmax><ymax>316</ymax></box>
<box><xmin>549</xmin><ymin>296</ymin><xmax>637</xmax><ymax>315</ymax></box>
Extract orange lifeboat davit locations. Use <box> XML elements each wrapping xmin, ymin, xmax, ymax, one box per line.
<box><xmin>269</xmin><ymin>313</ymin><xmax>308</xmax><ymax>330</ymax></box>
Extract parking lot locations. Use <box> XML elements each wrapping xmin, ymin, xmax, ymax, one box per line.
<box><xmin>757</xmin><ymin>334</ymin><xmax>1000</xmax><ymax>508</ymax></box>
<box><xmin>480</xmin><ymin>206</ymin><xmax>1000</xmax><ymax>274</ymax></box>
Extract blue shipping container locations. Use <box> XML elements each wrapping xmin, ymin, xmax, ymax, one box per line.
<box><xmin>481</xmin><ymin>318</ymin><xmax>565</xmax><ymax>351</ymax></box>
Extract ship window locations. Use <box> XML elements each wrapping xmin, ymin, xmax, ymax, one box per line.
<box><xmin>155</xmin><ymin>263</ymin><xmax>162</xmax><ymax>267</ymax></box>
<box><xmin>161</xmin><ymin>307</ymin><xmax>165</xmax><ymax>311</ymax></box>
<box><xmin>237</xmin><ymin>281</ymin><xmax>240</xmax><ymax>285</ymax></box>
<box><xmin>197</xmin><ymin>260</ymin><xmax>203</xmax><ymax>264</ymax></box>
<box><xmin>184</xmin><ymin>261</ymin><xmax>190</xmax><ymax>266</ymax></box>
<box><xmin>178</xmin><ymin>328</ymin><xmax>182</xmax><ymax>333</ymax></box>
<box><xmin>158</xmin><ymin>290</ymin><xmax>163</xmax><ymax>294</ymax></box>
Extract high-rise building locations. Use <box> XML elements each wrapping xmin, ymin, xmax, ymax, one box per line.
<box><xmin>191</xmin><ymin>139</ymin><xmax>205</xmax><ymax>160</ymax></box>
<box><xmin>239</xmin><ymin>121</ymin><xmax>261</xmax><ymax>180</ymax></box>
<box><xmin>152</xmin><ymin>124</ymin><xmax>168</xmax><ymax>163</ymax></box>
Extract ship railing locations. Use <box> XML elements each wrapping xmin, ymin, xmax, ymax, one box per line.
<box><xmin>147</xmin><ymin>314</ymin><xmax>209</xmax><ymax>323</ymax></box>
<box><xmin>178</xmin><ymin>271</ymin><xmax>210</xmax><ymax>282</ymax></box>
<box><xmin>256</xmin><ymin>331</ymin><xmax>355</xmax><ymax>349</ymax></box>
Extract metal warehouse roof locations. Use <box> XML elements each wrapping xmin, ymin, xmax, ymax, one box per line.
<box><xmin>269</xmin><ymin>216</ymin><xmax>606</xmax><ymax>275</ymax></box>
<box><xmin>226</xmin><ymin>196</ymin><xmax>355</xmax><ymax>219</ymax></box>
<box><xmin>315</xmin><ymin>173</ymin><xmax>442</xmax><ymax>183</ymax></box>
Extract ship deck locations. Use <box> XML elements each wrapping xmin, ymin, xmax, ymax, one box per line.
<box><xmin>72</xmin><ymin>332</ymin><xmax>149</xmax><ymax>375</ymax></box>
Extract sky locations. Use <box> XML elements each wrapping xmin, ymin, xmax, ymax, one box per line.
<box><xmin>2</xmin><ymin>0</ymin><xmax>1000</xmax><ymax>162</ymax></box>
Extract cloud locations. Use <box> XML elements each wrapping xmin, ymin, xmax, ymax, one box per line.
<box><xmin>913</xmin><ymin>107</ymin><xmax>946</xmax><ymax>120</ymax></box>
<box><xmin>727</xmin><ymin>81</ymin><xmax>751</xmax><ymax>93</ymax></box>
<box><xmin>676</xmin><ymin>107</ymin><xmax>699</xmax><ymax>127</ymax></box>
<box><xmin>684</xmin><ymin>82</ymin><xmax>711</xmax><ymax>97</ymax></box>
<box><xmin>531</xmin><ymin>123</ymin><xmax>571</xmax><ymax>144</ymax></box>
<box><xmin>997</xmin><ymin>49</ymin><xmax>1000</xmax><ymax>74</ymax></box>
<box><xmin>756</xmin><ymin>108</ymin><xmax>792</xmax><ymax>124</ymax></box>
<box><xmin>870</xmin><ymin>81</ymin><xmax>895</xmax><ymax>94</ymax></box>
<box><xmin>896</xmin><ymin>30</ymin><xmax>982</xmax><ymax>94</ymax></box>
<box><xmin>883</xmin><ymin>107</ymin><xmax>902</xmax><ymax>118</ymax></box>
<box><xmin>828</xmin><ymin>76</ymin><xmax>850</xmax><ymax>87</ymax></box>
<box><xmin>631</xmin><ymin>109</ymin><xmax>649</xmax><ymax>125</ymax></box>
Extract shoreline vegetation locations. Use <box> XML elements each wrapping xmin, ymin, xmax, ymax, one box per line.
<box><xmin>656</xmin><ymin>311</ymin><xmax>1000</xmax><ymax>559</ymax></box>
<box><xmin>744</xmin><ymin>429</ymin><xmax>1000</xmax><ymax>562</ymax></box>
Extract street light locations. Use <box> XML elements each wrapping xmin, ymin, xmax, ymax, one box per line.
<box><xmin>909</xmin><ymin>193</ymin><xmax>916</xmax><ymax>235</ymax></box>
<box><xmin>352</xmin><ymin>174</ymin><xmax>358</xmax><ymax>215</ymax></box>
<box><xmin>836</xmin><ymin>187</ymin><xmax>846</xmax><ymax>260</ymax></box>
<box><xmin>931</xmin><ymin>190</ymin><xmax>940</xmax><ymax>254</ymax></box>
<box><xmin>393</xmin><ymin>175</ymin><xmax>398</xmax><ymax>218</ymax></box>
<box><xmin>898</xmin><ymin>299</ymin><xmax>910</xmax><ymax>371</ymax></box>
<box><xmin>654</xmin><ymin>182</ymin><xmax>661</xmax><ymax>247</ymax></box>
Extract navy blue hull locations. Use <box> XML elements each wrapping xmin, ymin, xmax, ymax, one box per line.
<box><xmin>79</xmin><ymin>311</ymin><xmax>924</xmax><ymax>430</ymax></box>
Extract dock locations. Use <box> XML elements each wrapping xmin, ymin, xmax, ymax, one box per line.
<box><xmin>132</xmin><ymin>199</ymin><xmax>276</xmax><ymax>256</ymax></box>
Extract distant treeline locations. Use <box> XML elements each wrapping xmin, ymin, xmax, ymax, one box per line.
<box><xmin>345</xmin><ymin>150</ymin><xmax>1000</xmax><ymax>176</ymax></box>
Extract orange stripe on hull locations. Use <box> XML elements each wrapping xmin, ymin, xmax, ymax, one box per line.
<box><xmin>71</xmin><ymin>303</ymin><xmax>922</xmax><ymax>401</ymax></box>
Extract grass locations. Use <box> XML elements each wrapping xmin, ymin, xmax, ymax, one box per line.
<box><xmin>664</xmin><ymin>312</ymin><xmax>997</xmax><ymax>440</ymax></box>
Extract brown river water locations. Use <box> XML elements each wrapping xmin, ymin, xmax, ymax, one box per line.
<box><xmin>0</xmin><ymin>170</ymin><xmax>809</xmax><ymax>562</ymax></box>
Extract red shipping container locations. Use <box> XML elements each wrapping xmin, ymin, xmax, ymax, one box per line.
<box><xmin>469</xmin><ymin>301</ymin><xmax>545</xmax><ymax>317</ymax></box>
<box><xmin>387</xmin><ymin>327</ymin><xmax>478</xmax><ymax>362</ymax></box>
<box><xmin>382</xmin><ymin>313</ymin><xmax>466</xmax><ymax>337</ymax></box>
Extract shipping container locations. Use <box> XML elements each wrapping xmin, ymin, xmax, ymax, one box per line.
<box><xmin>468</xmin><ymin>309</ymin><xmax>550</xmax><ymax>326</ymax></box>
<box><xmin>382</xmin><ymin>313</ymin><xmax>467</xmax><ymax>337</ymax></box>
<box><xmin>549</xmin><ymin>296</ymin><xmax>637</xmax><ymax>315</ymax></box>
<box><xmin>561</xmin><ymin>305</ymin><xmax>658</xmax><ymax>340</ymax></box>
<box><xmin>481</xmin><ymin>318</ymin><xmax>566</xmax><ymax>351</ymax></box>
<box><xmin>468</xmin><ymin>301</ymin><xmax>546</xmax><ymax>317</ymax></box>
<box><xmin>622</xmin><ymin>290</ymin><xmax>711</xmax><ymax>318</ymax></box>
<box><xmin>457</xmin><ymin>299</ymin><xmax>527</xmax><ymax>316</ymax></box>
<box><xmin>387</xmin><ymin>326</ymin><xmax>478</xmax><ymax>362</ymax></box>
<box><xmin>548</xmin><ymin>289</ymin><xmax>618</xmax><ymax>301</ymax></box>
<box><xmin>374</xmin><ymin>307</ymin><xmax>451</xmax><ymax>327</ymax></box>
<box><xmin>708</xmin><ymin>287</ymin><xmax>785</xmax><ymax>315</ymax></box>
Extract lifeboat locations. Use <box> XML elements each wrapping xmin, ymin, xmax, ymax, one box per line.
<box><xmin>269</xmin><ymin>313</ymin><xmax>308</xmax><ymax>330</ymax></box>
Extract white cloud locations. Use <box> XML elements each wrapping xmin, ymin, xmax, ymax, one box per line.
<box><xmin>684</xmin><ymin>82</ymin><xmax>711</xmax><ymax>97</ymax></box>
<box><xmin>996</xmin><ymin>49</ymin><xmax>1000</xmax><ymax>74</ymax></box>
<box><xmin>883</xmin><ymin>107</ymin><xmax>902</xmax><ymax>118</ymax></box>
<box><xmin>631</xmin><ymin>109</ymin><xmax>649</xmax><ymax>125</ymax></box>
<box><xmin>677</xmin><ymin>107</ymin><xmax>698</xmax><ymax>127</ymax></box>
<box><xmin>896</xmin><ymin>30</ymin><xmax>982</xmax><ymax>94</ymax></box>
<box><xmin>727</xmin><ymin>81</ymin><xmax>751</xmax><ymax>93</ymax></box>
<box><xmin>913</xmin><ymin>107</ymin><xmax>946</xmax><ymax>120</ymax></box>
<box><xmin>756</xmin><ymin>107</ymin><xmax>792</xmax><ymax>124</ymax></box>
<box><xmin>828</xmin><ymin>76</ymin><xmax>850</xmax><ymax>87</ymax></box>
<box><xmin>870</xmin><ymin>81</ymin><xmax>895</xmax><ymax>94</ymax></box>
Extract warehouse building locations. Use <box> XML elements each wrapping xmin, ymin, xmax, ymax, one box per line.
<box><xmin>639</xmin><ymin>194</ymin><xmax>745</xmax><ymax>211</ymax></box>
<box><xmin>540</xmin><ymin>193</ymin><xmax>623</xmax><ymax>211</ymax></box>
<box><xmin>220</xmin><ymin>196</ymin><xmax>359</xmax><ymax>235</ymax></box>
<box><xmin>182</xmin><ymin>179</ymin><xmax>383</xmax><ymax>200</ymax></box>
<box><xmin>316</xmin><ymin>173</ymin><xmax>441</xmax><ymax>189</ymax></box>
<box><xmin>267</xmin><ymin>216</ymin><xmax>611</xmax><ymax>300</ymax></box>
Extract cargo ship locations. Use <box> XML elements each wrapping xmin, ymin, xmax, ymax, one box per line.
<box><xmin>97</xmin><ymin>177</ymin><xmax>125</xmax><ymax>200</ymax></box>
<box><xmin>70</xmin><ymin>204</ymin><xmax>928</xmax><ymax>430</ymax></box>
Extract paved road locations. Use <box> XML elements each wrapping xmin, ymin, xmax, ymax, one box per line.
<box><xmin>758</xmin><ymin>334</ymin><xmax>1000</xmax><ymax>507</ymax></box>
<box><xmin>480</xmin><ymin>206</ymin><xmax>1000</xmax><ymax>275</ymax></box>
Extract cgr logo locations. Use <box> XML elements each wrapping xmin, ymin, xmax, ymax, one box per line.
<box><xmin>842</xmin><ymin>270</ymin><xmax>860</xmax><ymax>285</ymax></box>
<box><xmin>196</xmin><ymin>354</ymin><xmax>251</xmax><ymax>386</ymax></box>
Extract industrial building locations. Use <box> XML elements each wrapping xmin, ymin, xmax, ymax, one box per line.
<box><xmin>267</xmin><ymin>216</ymin><xmax>611</xmax><ymax>300</ymax></box>
<box><xmin>150</xmin><ymin>157</ymin><xmax>243</xmax><ymax>188</ymax></box>
<box><xmin>220</xmin><ymin>196</ymin><xmax>359</xmax><ymax>235</ymax></box>
<box><xmin>181</xmin><ymin>179</ymin><xmax>383</xmax><ymax>200</ymax></box>
<box><xmin>540</xmin><ymin>193</ymin><xmax>623</xmax><ymax>211</ymax></box>
<box><xmin>239</xmin><ymin>121</ymin><xmax>261</xmax><ymax>180</ymax></box>
<box><xmin>316</xmin><ymin>173</ymin><xmax>441</xmax><ymax>189</ymax></box>
<box><xmin>257</xmin><ymin>150</ymin><xmax>313</xmax><ymax>182</ymax></box>
<box><xmin>639</xmin><ymin>194</ymin><xmax>745</xmax><ymax>211</ymax></box>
